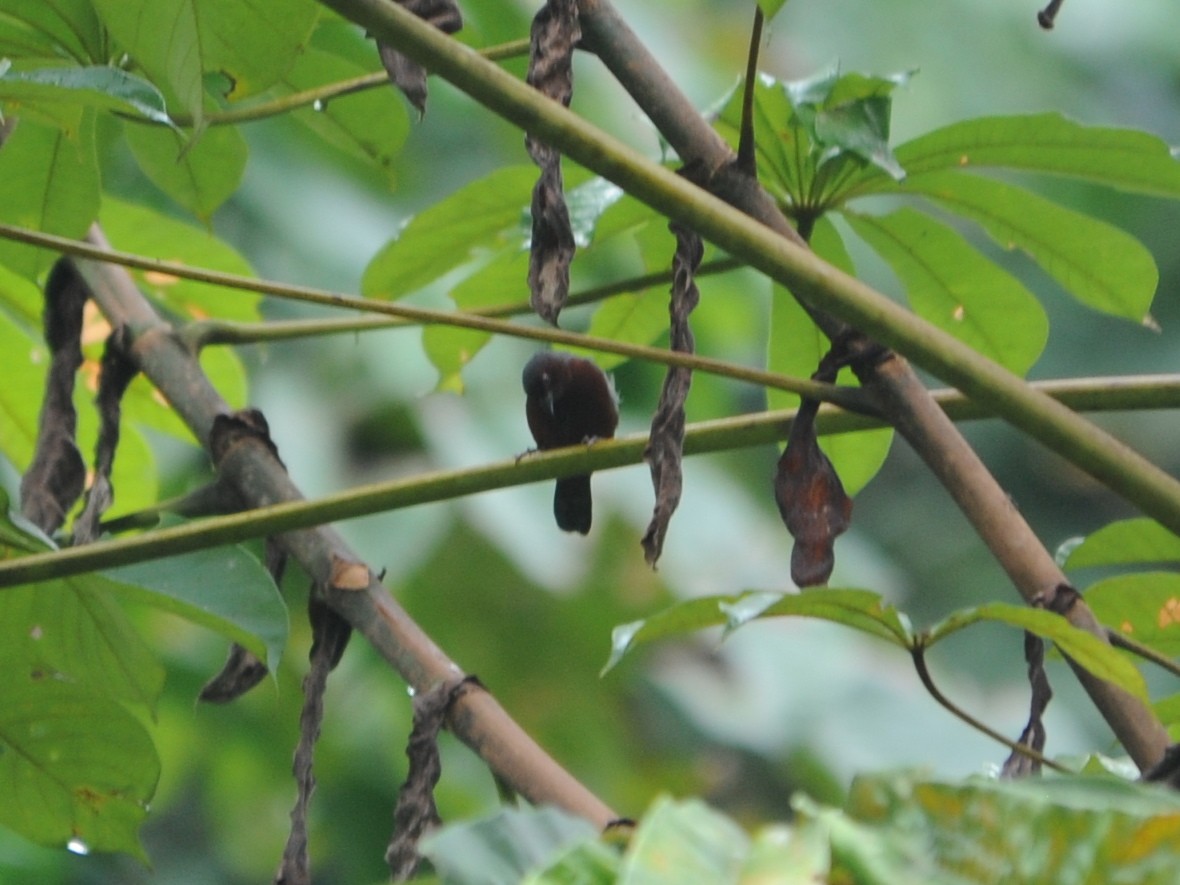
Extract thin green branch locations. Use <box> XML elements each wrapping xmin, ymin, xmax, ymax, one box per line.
<box><xmin>6</xmin><ymin>376</ymin><xmax>1180</xmax><ymax>589</ymax></box>
<box><xmin>159</xmin><ymin>38</ymin><xmax>530</xmax><ymax>128</ymax></box>
<box><xmin>911</xmin><ymin>644</ymin><xmax>1070</xmax><ymax>774</ymax></box>
<box><xmin>0</xmin><ymin>224</ymin><xmax>866</xmax><ymax>412</ymax></box>
<box><xmin>181</xmin><ymin>257</ymin><xmax>742</xmax><ymax>348</ymax></box>
<box><xmin>317</xmin><ymin>0</ymin><xmax>1180</xmax><ymax>542</ymax></box>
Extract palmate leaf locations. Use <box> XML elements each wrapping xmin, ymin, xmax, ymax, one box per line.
<box><xmin>928</xmin><ymin>602</ymin><xmax>1148</xmax><ymax>702</ymax></box>
<box><xmin>893</xmin><ymin>113</ymin><xmax>1180</xmax><ymax>197</ymax></box>
<box><xmin>0</xmin><ymin>115</ymin><xmax>100</xmax><ymax>282</ymax></box>
<box><xmin>1084</xmin><ymin>573</ymin><xmax>1180</xmax><ymax>658</ymax></box>
<box><xmin>901</xmin><ymin>171</ymin><xmax>1157</xmax><ymax>322</ymax></box>
<box><xmin>0</xmin><ymin>66</ymin><xmax>171</xmax><ymax>126</ymax></box>
<box><xmin>0</xmin><ymin>0</ymin><xmax>105</xmax><ymax>64</ymax></box>
<box><xmin>844</xmin><ymin>207</ymin><xmax>1048</xmax><ymax>375</ymax></box>
<box><xmin>603</xmin><ymin>587</ymin><xmax>912</xmax><ymax>674</ymax></box>
<box><xmin>0</xmin><ymin>678</ymin><xmax>158</xmax><ymax>859</ymax></box>
<box><xmin>715</xmin><ymin>68</ymin><xmax>909</xmax><ymax>208</ymax></box>
<box><xmin>124</xmin><ymin>119</ymin><xmax>248</xmax><ymax>221</ymax></box>
<box><xmin>1063</xmin><ymin>518</ymin><xmax>1180</xmax><ymax>569</ymax></box>
<box><xmin>91</xmin><ymin>0</ymin><xmax>320</xmax><ymax>123</ymax></box>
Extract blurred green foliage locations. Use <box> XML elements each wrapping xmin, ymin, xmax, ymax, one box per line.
<box><xmin>3</xmin><ymin>0</ymin><xmax>1180</xmax><ymax>881</ymax></box>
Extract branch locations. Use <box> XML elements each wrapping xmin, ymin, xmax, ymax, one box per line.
<box><xmin>0</xmin><ymin>224</ymin><xmax>859</xmax><ymax>410</ymax></box>
<box><xmin>315</xmin><ymin>0</ymin><xmax>1171</xmax><ymax>768</ymax></box>
<box><xmin>6</xmin><ymin>374</ymin><xmax>1178</xmax><ymax>587</ymax></box>
<box><xmin>71</xmin><ymin>226</ymin><xmax>618</xmax><ymax>829</ymax></box>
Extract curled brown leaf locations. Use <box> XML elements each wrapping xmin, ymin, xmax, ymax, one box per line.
<box><xmin>74</xmin><ymin>328</ymin><xmax>138</xmax><ymax>545</ymax></box>
<box><xmin>387</xmin><ymin>677</ymin><xmax>477</xmax><ymax>881</ymax></box>
<box><xmin>275</xmin><ymin>589</ymin><xmax>353</xmax><ymax>885</ymax></box>
<box><xmin>1001</xmin><ymin>628</ymin><xmax>1051</xmax><ymax>778</ymax></box>
<box><xmin>525</xmin><ymin>0</ymin><xmax>580</xmax><ymax>324</ymax></box>
<box><xmin>641</xmin><ymin>220</ymin><xmax>702</xmax><ymax>566</ymax></box>
<box><xmin>774</xmin><ymin>397</ymin><xmax>852</xmax><ymax>587</ymax></box>
<box><xmin>377</xmin><ymin>0</ymin><xmax>463</xmax><ymax>117</ymax></box>
<box><xmin>19</xmin><ymin>258</ymin><xmax>91</xmax><ymax>534</ymax></box>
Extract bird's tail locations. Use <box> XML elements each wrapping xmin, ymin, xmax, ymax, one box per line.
<box><xmin>554</xmin><ymin>474</ymin><xmax>593</xmax><ymax>534</ymax></box>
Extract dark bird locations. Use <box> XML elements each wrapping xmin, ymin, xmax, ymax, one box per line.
<box><xmin>522</xmin><ymin>351</ymin><xmax>619</xmax><ymax>534</ymax></box>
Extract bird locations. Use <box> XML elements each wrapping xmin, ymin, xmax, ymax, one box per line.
<box><xmin>522</xmin><ymin>351</ymin><xmax>619</xmax><ymax>534</ymax></box>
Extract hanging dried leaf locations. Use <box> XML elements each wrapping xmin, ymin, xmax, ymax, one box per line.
<box><xmin>525</xmin><ymin>0</ymin><xmax>580</xmax><ymax>324</ymax></box>
<box><xmin>275</xmin><ymin>590</ymin><xmax>353</xmax><ymax>885</ymax></box>
<box><xmin>202</xmin><ymin>410</ymin><xmax>289</xmax><ymax>704</ymax></box>
<box><xmin>1001</xmin><ymin>629</ymin><xmax>1052</xmax><ymax>777</ymax></box>
<box><xmin>376</xmin><ymin>0</ymin><xmax>463</xmax><ymax>116</ymax></box>
<box><xmin>19</xmin><ymin>258</ymin><xmax>91</xmax><ymax>534</ymax></box>
<box><xmin>200</xmin><ymin>539</ymin><xmax>287</xmax><ymax>703</ymax></box>
<box><xmin>774</xmin><ymin>396</ymin><xmax>852</xmax><ymax>587</ymax></box>
<box><xmin>387</xmin><ymin>677</ymin><xmax>476</xmax><ymax>881</ymax></box>
<box><xmin>74</xmin><ymin>329</ymin><xmax>138</xmax><ymax>544</ymax></box>
<box><xmin>641</xmin><ymin>220</ymin><xmax>702</xmax><ymax>566</ymax></box>
<box><xmin>210</xmin><ymin>407</ymin><xmax>284</xmax><ymax>470</ymax></box>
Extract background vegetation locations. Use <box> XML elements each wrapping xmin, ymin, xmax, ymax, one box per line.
<box><xmin>3</xmin><ymin>0</ymin><xmax>1180</xmax><ymax>882</ymax></box>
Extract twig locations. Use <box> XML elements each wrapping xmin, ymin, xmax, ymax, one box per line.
<box><xmin>0</xmin><ymin>224</ymin><xmax>864</xmax><ymax>411</ymax></box>
<box><xmin>71</xmin><ymin>225</ymin><xmax>619</xmax><ymax>828</ymax></box>
<box><xmin>912</xmin><ymin>644</ymin><xmax>1070</xmax><ymax>773</ymax></box>
<box><xmin>7</xmin><ymin>374</ymin><xmax>1180</xmax><ymax>589</ymax></box>
<box><xmin>312</xmin><ymin>0</ymin><xmax>1172</xmax><ymax>768</ymax></box>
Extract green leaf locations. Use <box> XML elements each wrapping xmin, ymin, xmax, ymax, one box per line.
<box><xmin>758</xmin><ymin>0</ymin><xmax>790</xmax><ymax>18</ymax></box>
<box><xmin>0</xmin><ymin>677</ymin><xmax>158</xmax><ymax>859</ymax></box>
<box><xmin>124</xmin><ymin>121</ymin><xmax>248</xmax><ymax>221</ymax></box>
<box><xmin>0</xmin><ymin>116</ymin><xmax>100</xmax><ymax>281</ymax></box>
<box><xmin>362</xmin><ymin>165</ymin><xmax>537</xmax><ymax>299</ymax></box>
<box><xmin>422</xmin><ymin>248</ymin><xmax>527</xmax><ymax>391</ymax></box>
<box><xmin>1063</xmin><ymin>518</ymin><xmax>1180</xmax><ymax>569</ymax></box>
<box><xmin>0</xmin><ymin>66</ymin><xmax>171</xmax><ymax>125</ymax></box>
<box><xmin>99</xmin><ymin>196</ymin><xmax>258</xmax><ymax>321</ymax></box>
<box><xmin>420</xmin><ymin>806</ymin><xmax>599</xmax><ymax>884</ymax></box>
<box><xmin>847</xmin><ymin>771</ymin><xmax>1180</xmax><ymax>885</ymax></box>
<box><xmin>1085</xmin><ymin>572</ymin><xmax>1180</xmax><ymax>657</ymax></box>
<box><xmin>768</xmin><ymin>217</ymin><xmax>893</xmax><ymax>495</ymax></box>
<box><xmin>895</xmin><ymin>113</ymin><xmax>1180</xmax><ymax>197</ymax></box>
<box><xmin>102</xmin><ymin>543</ymin><xmax>288</xmax><ymax>668</ymax></box>
<box><xmin>714</xmin><ymin>69</ymin><xmax>909</xmax><ymax>207</ymax></box>
<box><xmin>91</xmin><ymin>0</ymin><xmax>203</xmax><ymax>122</ymax></box>
<box><xmin>603</xmin><ymin>588</ymin><xmax>911</xmax><ymax>674</ymax></box>
<box><xmin>531</xmin><ymin>838</ymin><xmax>619</xmax><ymax>884</ymax></box>
<box><xmin>603</xmin><ymin>595</ymin><xmax>733</xmax><ymax>676</ymax></box>
<box><xmin>844</xmin><ymin>207</ymin><xmax>1048</xmax><ymax>374</ymax></box>
<box><xmin>927</xmin><ymin>601</ymin><xmax>1148</xmax><ymax>701</ymax></box>
<box><xmin>0</xmin><ymin>485</ymin><xmax>54</xmax><ymax>554</ymax></box>
<box><xmin>0</xmin><ymin>578</ymin><xmax>166</xmax><ymax>712</ymax></box>
<box><xmin>282</xmin><ymin>47</ymin><xmax>410</xmax><ymax>176</ymax></box>
<box><xmin>618</xmin><ymin>796</ymin><xmax>748</xmax><ymax>882</ymax></box>
<box><xmin>97</xmin><ymin>198</ymin><xmax>251</xmax><ymax>441</ymax></box>
<box><xmin>93</xmin><ymin>0</ymin><xmax>320</xmax><ymax>120</ymax></box>
<box><xmin>722</xmin><ymin>587</ymin><xmax>914</xmax><ymax>646</ymax></box>
<box><xmin>0</xmin><ymin>307</ymin><xmax>160</xmax><ymax>517</ymax></box>
<box><xmin>902</xmin><ymin>170</ymin><xmax>1157</xmax><ymax>321</ymax></box>
<box><xmin>0</xmin><ymin>0</ymin><xmax>105</xmax><ymax>63</ymax></box>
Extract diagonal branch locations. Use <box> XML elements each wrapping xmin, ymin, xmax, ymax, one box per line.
<box><xmin>318</xmin><ymin>0</ymin><xmax>1171</xmax><ymax>768</ymax></box>
<box><xmin>74</xmin><ymin>225</ymin><xmax>618</xmax><ymax>829</ymax></box>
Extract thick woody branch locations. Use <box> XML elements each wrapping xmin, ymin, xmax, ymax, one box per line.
<box><xmin>316</xmin><ymin>0</ymin><xmax>1172</xmax><ymax>768</ymax></box>
<box><xmin>76</xmin><ymin>226</ymin><xmax>617</xmax><ymax>828</ymax></box>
